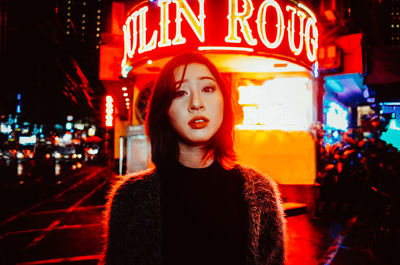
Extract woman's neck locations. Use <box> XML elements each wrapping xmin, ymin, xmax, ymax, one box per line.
<box><xmin>177</xmin><ymin>142</ymin><xmax>214</xmax><ymax>168</ymax></box>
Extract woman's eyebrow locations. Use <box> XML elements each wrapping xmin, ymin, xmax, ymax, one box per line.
<box><xmin>199</xmin><ymin>76</ymin><xmax>216</xmax><ymax>81</ymax></box>
<box><xmin>174</xmin><ymin>76</ymin><xmax>215</xmax><ymax>86</ymax></box>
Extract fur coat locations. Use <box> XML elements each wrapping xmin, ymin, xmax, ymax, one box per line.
<box><xmin>101</xmin><ymin>164</ymin><xmax>286</xmax><ymax>265</ymax></box>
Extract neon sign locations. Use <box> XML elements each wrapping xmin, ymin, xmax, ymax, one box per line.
<box><xmin>256</xmin><ymin>0</ymin><xmax>285</xmax><ymax>49</ymax></box>
<box><xmin>122</xmin><ymin>0</ymin><xmax>318</xmax><ymax>76</ymax></box>
<box><xmin>105</xmin><ymin>95</ymin><xmax>114</xmax><ymax>127</ymax></box>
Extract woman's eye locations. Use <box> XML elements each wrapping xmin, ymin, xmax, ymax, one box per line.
<box><xmin>202</xmin><ymin>85</ymin><xmax>216</xmax><ymax>93</ymax></box>
<box><xmin>173</xmin><ymin>90</ymin><xmax>187</xmax><ymax>98</ymax></box>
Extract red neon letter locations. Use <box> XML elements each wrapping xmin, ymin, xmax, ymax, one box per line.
<box><xmin>225</xmin><ymin>0</ymin><xmax>257</xmax><ymax>45</ymax></box>
<box><xmin>305</xmin><ymin>17</ymin><xmax>318</xmax><ymax>62</ymax></box>
<box><xmin>286</xmin><ymin>5</ymin><xmax>306</xmax><ymax>56</ymax></box>
<box><xmin>122</xmin><ymin>11</ymin><xmax>140</xmax><ymax>73</ymax></box>
<box><xmin>256</xmin><ymin>0</ymin><xmax>285</xmax><ymax>49</ymax></box>
<box><xmin>158</xmin><ymin>0</ymin><xmax>172</xmax><ymax>47</ymax></box>
<box><xmin>172</xmin><ymin>0</ymin><xmax>205</xmax><ymax>45</ymax></box>
<box><xmin>138</xmin><ymin>6</ymin><xmax>158</xmax><ymax>54</ymax></box>
<box><xmin>123</xmin><ymin>11</ymin><xmax>139</xmax><ymax>59</ymax></box>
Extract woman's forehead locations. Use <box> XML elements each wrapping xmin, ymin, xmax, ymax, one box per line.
<box><xmin>173</xmin><ymin>63</ymin><xmax>214</xmax><ymax>81</ymax></box>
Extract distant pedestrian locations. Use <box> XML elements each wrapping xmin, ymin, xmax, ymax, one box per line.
<box><xmin>101</xmin><ymin>52</ymin><xmax>286</xmax><ymax>265</ymax></box>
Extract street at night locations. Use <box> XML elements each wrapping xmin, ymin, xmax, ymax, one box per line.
<box><xmin>0</xmin><ymin>165</ymin><xmax>110</xmax><ymax>264</ymax></box>
<box><xmin>0</xmin><ymin>164</ymin><xmax>385</xmax><ymax>264</ymax></box>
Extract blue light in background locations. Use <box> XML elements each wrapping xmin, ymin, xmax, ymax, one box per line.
<box><xmin>322</xmin><ymin>99</ymin><xmax>350</xmax><ymax>145</ymax></box>
<box><xmin>65</xmin><ymin>122</ymin><xmax>73</xmax><ymax>130</ymax></box>
<box><xmin>332</xmin><ymin>130</ymin><xmax>339</xmax><ymax>139</ymax></box>
<box><xmin>362</xmin><ymin>87</ymin><xmax>369</xmax><ymax>98</ymax></box>
<box><xmin>312</xmin><ymin>61</ymin><xmax>319</xmax><ymax>78</ymax></box>
<box><xmin>380</xmin><ymin>102</ymin><xmax>400</xmax><ymax>150</ymax></box>
<box><xmin>324</xmin><ymin>100</ymin><xmax>349</xmax><ymax>131</ymax></box>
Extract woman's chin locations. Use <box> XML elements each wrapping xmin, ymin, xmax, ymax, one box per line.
<box><xmin>178</xmin><ymin>137</ymin><xmax>211</xmax><ymax>148</ymax></box>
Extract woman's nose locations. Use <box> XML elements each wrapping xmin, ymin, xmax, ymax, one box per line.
<box><xmin>189</xmin><ymin>91</ymin><xmax>205</xmax><ymax>111</ymax></box>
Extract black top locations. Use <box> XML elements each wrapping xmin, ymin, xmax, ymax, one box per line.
<box><xmin>160</xmin><ymin>160</ymin><xmax>248</xmax><ymax>265</ymax></box>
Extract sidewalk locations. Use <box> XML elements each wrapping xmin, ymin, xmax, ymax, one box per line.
<box><xmin>283</xmin><ymin>204</ymin><xmax>383</xmax><ymax>265</ymax></box>
<box><xmin>330</xmin><ymin>217</ymin><xmax>381</xmax><ymax>265</ymax></box>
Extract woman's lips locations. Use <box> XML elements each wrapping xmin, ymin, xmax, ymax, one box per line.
<box><xmin>188</xmin><ymin>117</ymin><xmax>209</xmax><ymax>129</ymax></box>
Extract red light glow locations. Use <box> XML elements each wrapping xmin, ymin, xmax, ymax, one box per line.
<box><xmin>198</xmin><ymin>46</ymin><xmax>254</xmax><ymax>52</ymax></box>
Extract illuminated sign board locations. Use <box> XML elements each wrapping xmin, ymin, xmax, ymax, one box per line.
<box><xmin>237</xmin><ymin>77</ymin><xmax>313</xmax><ymax>131</ymax></box>
<box><xmin>19</xmin><ymin>136</ymin><xmax>37</xmax><ymax>145</ymax></box>
<box><xmin>105</xmin><ymin>96</ymin><xmax>114</xmax><ymax>127</ymax></box>
<box><xmin>122</xmin><ymin>0</ymin><xmax>318</xmax><ymax>76</ymax></box>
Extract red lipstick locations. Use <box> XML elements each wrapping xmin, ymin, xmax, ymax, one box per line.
<box><xmin>188</xmin><ymin>116</ymin><xmax>209</xmax><ymax>129</ymax></box>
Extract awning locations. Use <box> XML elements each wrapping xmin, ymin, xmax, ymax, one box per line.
<box><xmin>324</xmin><ymin>73</ymin><xmax>368</xmax><ymax>107</ymax></box>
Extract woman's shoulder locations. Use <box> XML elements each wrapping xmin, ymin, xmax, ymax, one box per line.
<box><xmin>232</xmin><ymin>163</ymin><xmax>280</xmax><ymax>197</ymax></box>
<box><xmin>232</xmin><ymin>164</ymin><xmax>276</xmax><ymax>184</ymax></box>
<box><xmin>107</xmin><ymin>167</ymin><xmax>159</xmax><ymax>204</ymax></box>
<box><xmin>103</xmin><ymin>168</ymin><xmax>162</xmax><ymax>241</ymax></box>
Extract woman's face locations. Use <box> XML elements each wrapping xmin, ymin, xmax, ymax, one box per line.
<box><xmin>168</xmin><ymin>63</ymin><xmax>224</xmax><ymax>146</ymax></box>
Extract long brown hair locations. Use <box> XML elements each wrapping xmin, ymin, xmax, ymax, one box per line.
<box><xmin>145</xmin><ymin>52</ymin><xmax>236</xmax><ymax>169</ymax></box>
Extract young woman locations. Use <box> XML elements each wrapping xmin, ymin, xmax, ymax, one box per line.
<box><xmin>102</xmin><ymin>52</ymin><xmax>286</xmax><ymax>265</ymax></box>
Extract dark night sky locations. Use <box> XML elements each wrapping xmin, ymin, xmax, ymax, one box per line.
<box><xmin>0</xmin><ymin>0</ymin><xmax>103</xmax><ymax>126</ymax></box>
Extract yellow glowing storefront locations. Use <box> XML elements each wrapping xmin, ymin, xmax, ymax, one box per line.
<box><xmin>100</xmin><ymin>0</ymin><xmax>319</xmax><ymax>185</ymax></box>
